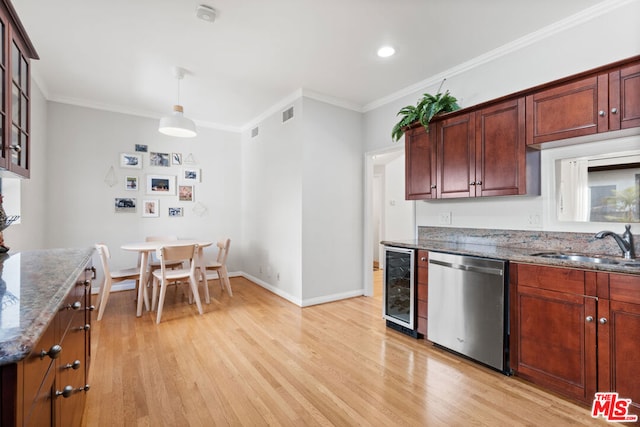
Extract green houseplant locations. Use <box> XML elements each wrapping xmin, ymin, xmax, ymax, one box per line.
<box><xmin>391</xmin><ymin>90</ymin><xmax>460</xmax><ymax>142</ymax></box>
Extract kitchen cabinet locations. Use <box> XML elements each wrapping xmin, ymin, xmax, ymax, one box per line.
<box><xmin>512</xmin><ymin>263</ymin><xmax>640</xmax><ymax>412</ymax></box>
<box><xmin>510</xmin><ymin>263</ymin><xmax>596</xmax><ymax>404</ymax></box>
<box><xmin>434</xmin><ymin>98</ymin><xmax>532</xmax><ymax>199</ymax></box>
<box><xmin>526</xmin><ymin>59</ymin><xmax>640</xmax><ymax>145</ymax></box>
<box><xmin>405</xmin><ymin>125</ymin><xmax>436</xmax><ymax>200</ymax></box>
<box><xmin>0</xmin><ymin>259</ymin><xmax>93</xmax><ymax>426</ymax></box>
<box><xmin>415</xmin><ymin>250</ymin><xmax>428</xmax><ymax>337</ymax></box>
<box><xmin>0</xmin><ymin>0</ymin><xmax>38</xmax><ymax>178</ymax></box>
<box><xmin>598</xmin><ymin>273</ymin><xmax>640</xmax><ymax>417</ymax></box>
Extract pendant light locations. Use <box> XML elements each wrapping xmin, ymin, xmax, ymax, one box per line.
<box><xmin>159</xmin><ymin>66</ymin><xmax>197</xmax><ymax>138</ymax></box>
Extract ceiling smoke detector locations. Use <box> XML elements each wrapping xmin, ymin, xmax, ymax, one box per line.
<box><xmin>196</xmin><ymin>5</ymin><xmax>217</xmax><ymax>23</ymax></box>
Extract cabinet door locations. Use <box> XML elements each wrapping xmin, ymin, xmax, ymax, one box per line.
<box><xmin>475</xmin><ymin>98</ymin><xmax>526</xmax><ymax>197</ymax></box>
<box><xmin>609</xmin><ymin>62</ymin><xmax>640</xmax><ymax>131</ymax></box>
<box><xmin>514</xmin><ymin>283</ymin><xmax>597</xmax><ymax>403</ymax></box>
<box><xmin>405</xmin><ymin>126</ymin><xmax>436</xmax><ymax>200</ymax></box>
<box><xmin>526</xmin><ymin>75</ymin><xmax>605</xmax><ymax>145</ymax></box>
<box><xmin>436</xmin><ymin>113</ymin><xmax>475</xmax><ymax>198</ymax></box>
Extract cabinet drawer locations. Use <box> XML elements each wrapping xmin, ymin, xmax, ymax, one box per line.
<box><xmin>58</xmin><ymin>282</ymin><xmax>85</xmax><ymax>341</ymax></box>
<box><xmin>24</xmin><ymin>360</ymin><xmax>54</xmax><ymax>427</ymax></box>
<box><xmin>516</xmin><ymin>264</ymin><xmax>585</xmax><ymax>295</ymax></box>
<box><xmin>610</xmin><ymin>273</ymin><xmax>640</xmax><ymax>305</ymax></box>
<box><xmin>23</xmin><ymin>320</ymin><xmax>57</xmax><ymax>408</ymax></box>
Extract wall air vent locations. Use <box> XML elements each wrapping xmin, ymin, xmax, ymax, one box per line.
<box><xmin>282</xmin><ymin>106</ymin><xmax>294</xmax><ymax>123</ymax></box>
<box><xmin>251</xmin><ymin>126</ymin><xmax>259</xmax><ymax>138</ymax></box>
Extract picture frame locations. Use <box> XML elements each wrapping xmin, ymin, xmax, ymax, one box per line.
<box><xmin>150</xmin><ymin>152</ymin><xmax>170</xmax><ymax>167</ymax></box>
<box><xmin>119</xmin><ymin>152</ymin><xmax>142</xmax><ymax>169</ymax></box>
<box><xmin>125</xmin><ymin>176</ymin><xmax>138</xmax><ymax>191</ymax></box>
<box><xmin>135</xmin><ymin>144</ymin><xmax>148</xmax><ymax>152</ymax></box>
<box><xmin>114</xmin><ymin>197</ymin><xmax>136</xmax><ymax>213</ymax></box>
<box><xmin>181</xmin><ymin>168</ymin><xmax>201</xmax><ymax>182</ymax></box>
<box><xmin>178</xmin><ymin>185</ymin><xmax>194</xmax><ymax>202</ymax></box>
<box><xmin>172</xmin><ymin>153</ymin><xmax>182</xmax><ymax>165</ymax></box>
<box><xmin>142</xmin><ymin>199</ymin><xmax>159</xmax><ymax>217</ymax></box>
<box><xmin>168</xmin><ymin>207</ymin><xmax>184</xmax><ymax>217</ymax></box>
<box><xmin>146</xmin><ymin>174</ymin><xmax>176</xmax><ymax>195</ymax></box>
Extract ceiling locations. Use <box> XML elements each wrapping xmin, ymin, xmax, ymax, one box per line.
<box><xmin>12</xmin><ymin>0</ymin><xmax>606</xmax><ymax>132</ymax></box>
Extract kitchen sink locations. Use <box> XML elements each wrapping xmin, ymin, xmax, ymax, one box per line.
<box><xmin>530</xmin><ymin>252</ymin><xmax>640</xmax><ymax>268</ymax></box>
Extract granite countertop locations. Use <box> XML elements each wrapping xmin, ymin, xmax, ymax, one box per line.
<box><xmin>0</xmin><ymin>247</ymin><xmax>94</xmax><ymax>365</ymax></box>
<box><xmin>382</xmin><ymin>227</ymin><xmax>640</xmax><ymax>275</ymax></box>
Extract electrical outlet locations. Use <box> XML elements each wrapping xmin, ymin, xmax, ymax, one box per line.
<box><xmin>439</xmin><ymin>212</ymin><xmax>452</xmax><ymax>225</ymax></box>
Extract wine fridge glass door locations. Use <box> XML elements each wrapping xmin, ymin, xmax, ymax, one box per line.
<box><xmin>383</xmin><ymin>246</ymin><xmax>415</xmax><ymax>329</ymax></box>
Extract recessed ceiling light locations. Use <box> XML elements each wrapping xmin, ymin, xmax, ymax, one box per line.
<box><xmin>196</xmin><ymin>5</ymin><xmax>217</xmax><ymax>23</ymax></box>
<box><xmin>377</xmin><ymin>46</ymin><xmax>395</xmax><ymax>58</ymax></box>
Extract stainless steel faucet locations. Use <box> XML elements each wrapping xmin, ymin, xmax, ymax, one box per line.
<box><xmin>595</xmin><ymin>224</ymin><xmax>635</xmax><ymax>259</ymax></box>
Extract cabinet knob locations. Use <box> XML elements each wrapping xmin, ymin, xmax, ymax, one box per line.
<box><xmin>599</xmin><ymin>110</ymin><xmax>606</xmax><ymax>117</ymax></box>
<box><xmin>64</xmin><ymin>360</ymin><xmax>82</xmax><ymax>370</ymax></box>
<box><xmin>599</xmin><ymin>317</ymin><xmax>608</xmax><ymax>325</ymax></box>
<box><xmin>56</xmin><ymin>385</ymin><xmax>74</xmax><ymax>398</ymax></box>
<box><xmin>476</xmin><ymin>180</ymin><xmax>482</xmax><ymax>186</ymax></box>
<box><xmin>81</xmin><ymin>279</ymin><xmax>91</xmax><ymax>287</ymax></box>
<box><xmin>79</xmin><ymin>324</ymin><xmax>91</xmax><ymax>331</ymax></box>
<box><xmin>611</xmin><ymin>107</ymin><xmax>618</xmax><ymax>114</ymax></box>
<box><xmin>86</xmin><ymin>305</ymin><xmax>96</xmax><ymax>312</ymax></box>
<box><xmin>420</xmin><ymin>257</ymin><xmax>427</xmax><ymax>262</ymax></box>
<box><xmin>586</xmin><ymin>316</ymin><xmax>594</xmax><ymax>323</ymax></box>
<box><xmin>430</xmin><ymin>184</ymin><xmax>436</xmax><ymax>189</ymax></box>
<box><xmin>66</xmin><ymin>301</ymin><xmax>82</xmax><ymax>310</ymax></box>
<box><xmin>90</xmin><ymin>266</ymin><xmax>97</xmax><ymax>279</ymax></box>
<box><xmin>469</xmin><ymin>181</ymin><xmax>476</xmax><ymax>186</ymax></box>
<box><xmin>9</xmin><ymin>144</ymin><xmax>21</xmax><ymax>152</ymax></box>
<box><xmin>40</xmin><ymin>344</ymin><xmax>62</xmax><ymax>360</ymax></box>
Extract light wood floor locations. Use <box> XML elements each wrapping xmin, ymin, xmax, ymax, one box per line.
<box><xmin>82</xmin><ymin>273</ymin><xmax>616</xmax><ymax>426</ymax></box>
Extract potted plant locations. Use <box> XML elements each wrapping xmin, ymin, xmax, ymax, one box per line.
<box><xmin>391</xmin><ymin>90</ymin><xmax>460</xmax><ymax>142</ymax></box>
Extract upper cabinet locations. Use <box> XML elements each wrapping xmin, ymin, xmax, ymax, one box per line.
<box><xmin>526</xmin><ymin>58</ymin><xmax>640</xmax><ymax>146</ymax></box>
<box><xmin>0</xmin><ymin>0</ymin><xmax>38</xmax><ymax>178</ymax></box>
<box><xmin>405</xmin><ymin>124</ymin><xmax>436</xmax><ymax>200</ymax></box>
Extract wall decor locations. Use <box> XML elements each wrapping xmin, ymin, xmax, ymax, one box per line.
<box><xmin>146</xmin><ymin>174</ymin><xmax>176</xmax><ymax>195</ymax></box>
<box><xmin>120</xmin><ymin>152</ymin><xmax>142</xmax><ymax>169</ymax></box>
<box><xmin>172</xmin><ymin>153</ymin><xmax>182</xmax><ymax>165</ymax></box>
<box><xmin>150</xmin><ymin>152</ymin><xmax>170</xmax><ymax>167</ymax></box>
<box><xmin>142</xmin><ymin>199</ymin><xmax>159</xmax><ymax>217</ymax></box>
<box><xmin>125</xmin><ymin>176</ymin><xmax>138</xmax><ymax>191</ymax></box>
<box><xmin>135</xmin><ymin>144</ymin><xmax>148</xmax><ymax>152</ymax></box>
<box><xmin>168</xmin><ymin>207</ymin><xmax>184</xmax><ymax>217</ymax></box>
<box><xmin>181</xmin><ymin>168</ymin><xmax>201</xmax><ymax>182</ymax></box>
<box><xmin>179</xmin><ymin>185</ymin><xmax>194</xmax><ymax>202</ymax></box>
<box><xmin>115</xmin><ymin>197</ymin><xmax>136</xmax><ymax>213</ymax></box>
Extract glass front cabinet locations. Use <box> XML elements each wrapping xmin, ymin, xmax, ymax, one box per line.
<box><xmin>0</xmin><ymin>0</ymin><xmax>38</xmax><ymax>178</ymax></box>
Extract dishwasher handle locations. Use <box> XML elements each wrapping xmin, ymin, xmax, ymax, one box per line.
<box><xmin>429</xmin><ymin>258</ymin><xmax>504</xmax><ymax>276</ymax></box>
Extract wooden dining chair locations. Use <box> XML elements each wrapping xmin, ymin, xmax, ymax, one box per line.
<box><xmin>151</xmin><ymin>243</ymin><xmax>203</xmax><ymax>324</ymax></box>
<box><xmin>95</xmin><ymin>243</ymin><xmax>141</xmax><ymax>321</ymax></box>
<box><xmin>204</xmin><ymin>238</ymin><xmax>232</xmax><ymax>300</ymax></box>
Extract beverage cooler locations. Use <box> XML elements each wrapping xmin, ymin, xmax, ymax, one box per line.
<box><xmin>383</xmin><ymin>246</ymin><xmax>416</xmax><ymax>337</ymax></box>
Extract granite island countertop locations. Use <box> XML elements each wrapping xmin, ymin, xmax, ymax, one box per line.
<box><xmin>382</xmin><ymin>227</ymin><xmax>640</xmax><ymax>275</ymax></box>
<box><xmin>0</xmin><ymin>247</ymin><xmax>94</xmax><ymax>365</ymax></box>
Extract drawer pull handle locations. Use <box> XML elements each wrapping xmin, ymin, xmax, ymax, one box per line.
<box><xmin>86</xmin><ymin>305</ymin><xmax>95</xmax><ymax>312</ymax></box>
<box><xmin>79</xmin><ymin>324</ymin><xmax>91</xmax><ymax>331</ymax></box>
<box><xmin>82</xmin><ymin>279</ymin><xmax>91</xmax><ymax>287</ymax></box>
<box><xmin>64</xmin><ymin>360</ymin><xmax>81</xmax><ymax>370</ymax></box>
<box><xmin>40</xmin><ymin>344</ymin><xmax>62</xmax><ymax>360</ymax></box>
<box><xmin>56</xmin><ymin>385</ymin><xmax>74</xmax><ymax>398</ymax></box>
<box><xmin>65</xmin><ymin>301</ymin><xmax>82</xmax><ymax>311</ymax></box>
<box><xmin>88</xmin><ymin>266</ymin><xmax>97</xmax><ymax>280</ymax></box>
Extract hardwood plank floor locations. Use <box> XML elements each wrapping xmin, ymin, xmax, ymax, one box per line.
<box><xmin>82</xmin><ymin>274</ymin><xmax>617</xmax><ymax>426</ymax></box>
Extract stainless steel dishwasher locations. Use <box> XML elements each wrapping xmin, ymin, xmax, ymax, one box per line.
<box><xmin>427</xmin><ymin>251</ymin><xmax>509</xmax><ymax>374</ymax></box>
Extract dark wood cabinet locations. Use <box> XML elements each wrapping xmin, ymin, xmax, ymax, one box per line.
<box><xmin>405</xmin><ymin>125</ymin><xmax>436</xmax><ymax>200</ymax></box>
<box><xmin>526</xmin><ymin>59</ymin><xmax>640</xmax><ymax>145</ymax></box>
<box><xmin>415</xmin><ymin>250</ymin><xmax>428</xmax><ymax>337</ymax></box>
<box><xmin>435</xmin><ymin>112</ymin><xmax>475</xmax><ymax>198</ymax></box>
<box><xmin>511</xmin><ymin>263</ymin><xmax>597</xmax><ymax>404</ymax></box>
<box><xmin>0</xmin><ymin>0</ymin><xmax>38</xmax><ymax>178</ymax></box>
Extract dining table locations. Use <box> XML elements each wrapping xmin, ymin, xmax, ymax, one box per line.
<box><xmin>121</xmin><ymin>239</ymin><xmax>213</xmax><ymax>317</ymax></box>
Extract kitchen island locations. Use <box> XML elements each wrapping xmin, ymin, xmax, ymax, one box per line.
<box><xmin>0</xmin><ymin>247</ymin><xmax>94</xmax><ymax>426</ymax></box>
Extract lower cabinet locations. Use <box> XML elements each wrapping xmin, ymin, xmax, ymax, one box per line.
<box><xmin>511</xmin><ymin>263</ymin><xmax>640</xmax><ymax>417</ymax></box>
<box><xmin>415</xmin><ymin>250</ymin><xmax>428</xmax><ymax>337</ymax></box>
<box><xmin>1</xmin><ymin>260</ymin><xmax>93</xmax><ymax>426</ymax></box>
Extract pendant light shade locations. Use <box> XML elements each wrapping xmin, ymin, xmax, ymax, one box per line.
<box><xmin>159</xmin><ymin>67</ymin><xmax>197</xmax><ymax>138</ymax></box>
<box><xmin>159</xmin><ymin>105</ymin><xmax>197</xmax><ymax>137</ymax></box>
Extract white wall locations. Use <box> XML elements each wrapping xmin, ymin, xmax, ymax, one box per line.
<box><xmin>42</xmin><ymin>102</ymin><xmax>243</xmax><ymax>279</ymax></box>
<box><xmin>383</xmin><ymin>154</ymin><xmax>415</xmax><ymax>242</ymax></box>
<box><xmin>363</xmin><ymin>0</ymin><xmax>640</xmax><ymax>234</ymax></box>
<box><xmin>301</xmin><ymin>97</ymin><xmax>363</xmax><ymax>303</ymax></box>
<box><xmin>241</xmin><ymin>98</ymin><xmax>304</xmax><ymax>303</ymax></box>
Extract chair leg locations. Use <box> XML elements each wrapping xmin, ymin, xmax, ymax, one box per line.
<box><xmin>97</xmin><ymin>277</ymin><xmax>113</xmax><ymax>321</ymax></box>
<box><xmin>151</xmin><ymin>276</ymin><xmax>159</xmax><ymax>312</ymax></box>
<box><xmin>156</xmin><ymin>279</ymin><xmax>169</xmax><ymax>324</ymax></box>
<box><xmin>221</xmin><ymin>266</ymin><xmax>232</xmax><ymax>296</ymax></box>
<box><xmin>95</xmin><ymin>277</ymin><xmax>106</xmax><ymax>315</ymax></box>
<box><xmin>188</xmin><ymin>275</ymin><xmax>203</xmax><ymax>315</ymax></box>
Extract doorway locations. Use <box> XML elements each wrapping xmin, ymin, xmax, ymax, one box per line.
<box><xmin>363</xmin><ymin>146</ymin><xmax>415</xmax><ymax>297</ymax></box>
